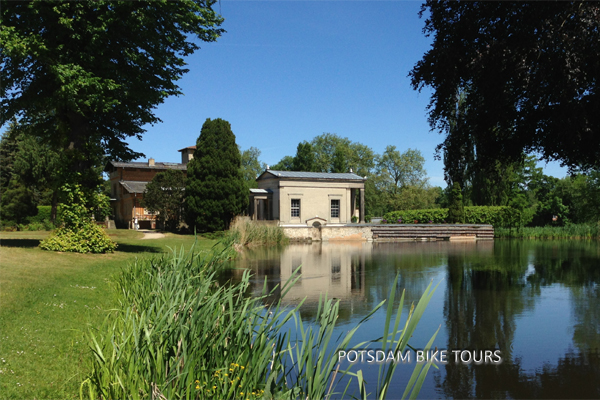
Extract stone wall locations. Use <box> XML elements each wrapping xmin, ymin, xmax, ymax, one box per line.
<box><xmin>282</xmin><ymin>225</ymin><xmax>373</xmax><ymax>242</ymax></box>
<box><xmin>282</xmin><ymin>224</ymin><xmax>493</xmax><ymax>242</ymax></box>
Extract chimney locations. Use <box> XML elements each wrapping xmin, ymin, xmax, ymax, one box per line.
<box><xmin>148</xmin><ymin>158</ymin><xmax>155</xmax><ymax>166</ymax></box>
<box><xmin>349</xmin><ymin>168</ymin><xmax>353</xmax><ymax>173</ymax></box>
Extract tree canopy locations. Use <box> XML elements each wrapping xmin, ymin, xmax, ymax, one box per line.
<box><xmin>143</xmin><ymin>169</ymin><xmax>186</xmax><ymax>232</ymax></box>
<box><xmin>1</xmin><ymin>1</ymin><xmax>224</xmax><ymax>184</ymax></box>
<box><xmin>240</xmin><ymin>147</ymin><xmax>267</xmax><ymax>189</ymax></box>
<box><xmin>185</xmin><ymin>118</ymin><xmax>247</xmax><ymax>232</ymax></box>
<box><xmin>410</xmin><ymin>1</ymin><xmax>600</xmax><ymax>170</ymax></box>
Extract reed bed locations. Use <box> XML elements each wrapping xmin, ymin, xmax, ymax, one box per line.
<box><xmin>82</xmin><ymin>241</ymin><xmax>438</xmax><ymax>399</ymax></box>
<box><xmin>229</xmin><ymin>217</ymin><xmax>288</xmax><ymax>246</ymax></box>
<box><xmin>496</xmin><ymin>223</ymin><xmax>600</xmax><ymax>239</ymax></box>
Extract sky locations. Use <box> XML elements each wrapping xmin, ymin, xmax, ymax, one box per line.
<box><xmin>11</xmin><ymin>0</ymin><xmax>569</xmax><ymax>187</ymax></box>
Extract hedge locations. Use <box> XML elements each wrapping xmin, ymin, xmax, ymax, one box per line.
<box><xmin>382</xmin><ymin>206</ymin><xmax>520</xmax><ymax>228</ymax></box>
<box><xmin>29</xmin><ymin>205</ymin><xmax>52</xmax><ymax>223</ymax></box>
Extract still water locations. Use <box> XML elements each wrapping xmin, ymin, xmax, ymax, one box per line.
<box><xmin>224</xmin><ymin>240</ymin><xmax>600</xmax><ymax>399</ymax></box>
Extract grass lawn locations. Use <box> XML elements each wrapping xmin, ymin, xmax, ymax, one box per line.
<box><xmin>0</xmin><ymin>229</ymin><xmax>217</xmax><ymax>399</ymax></box>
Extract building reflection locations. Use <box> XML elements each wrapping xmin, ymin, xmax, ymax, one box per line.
<box><xmin>279</xmin><ymin>242</ymin><xmax>367</xmax><ymax>304</ymax></box>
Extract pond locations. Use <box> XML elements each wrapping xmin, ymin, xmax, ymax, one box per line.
<box><xmin>223</xmin><ymin>240</ymin><xmax>600</xmax><ymax>399</ymax></box>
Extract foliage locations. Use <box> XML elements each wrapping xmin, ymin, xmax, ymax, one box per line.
<box><xmin>1</xmin><ymin>1</ymin><xmax>224</xmax><ymax>188</ymax></box>
<box><xmin>39</xmin><ymin>183</ymin><xmax>116</xmax><ymax>253</ymax></box>
<box><xmin>385</xmin><ymin>185</ymin><xmax>441</xmax><ymax>212</ymax></box>
<box><xmin>311</xmin><ymin>133</ymin><xmax>376</xmax><ymax>176</ymax></box>
<box><xmin>292</xmin><ymin>141</ymin><xmax>317</xmax><ymax>172</ymax></box>
<box><xmin>379</xmin><ymin>146</ymin><xmax>428</xmax><ymax>189</ymax></box>
<box><xmin>82</xmin><ymin>242</ymin><xmax>438</xmax><ymax>399</ymax></box>
<box><xmin>228</xmin><ymin>217</ymin><xmax>288</xmax><ymax>246</ymax></box>
<box><xmin>0</xmin><ymin>178</ymin><xmax>38</xmax><ymax>225</ymax></box>
<box><xmin>447</xmin><ymin>182</ymin><xmax>464</xmax><ymax>223</ymax></box>
<box><xmin>384</xmin><ymin>206</ymin><xmax>520</xmax><ymax>228</ymax></box>
<box><xmin>410</xmin><ymin>1</ymin><xmax>600</xmax><ymax>170</ymax></box>
<box><xmin>495</xmin><ymin>224</ymin><xmax>600</xmax><ymax>239</ymax></box>
<box><xmin>240</xmin><ymin>146</ymin><xmax>267</xmax><ymax>189</ymax></box>
<box><xmin>270</xmin><ymin>155</ymin><xmax>295</xmax><ymax>171</ymax></box>
<box><xmin>142</xmin><ymin>169</ymin><xmax>186</xmax><ymax>231</ymax></box>
<box><xmin>185</xmin><ymin>118</ymin><xmax>248</xmax><ymax>232</ymax></box>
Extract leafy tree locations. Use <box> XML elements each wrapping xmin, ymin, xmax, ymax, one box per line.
<box><xmin>0</xmin><ymin>178</ymin><xmax>37</xmax><ymax>225</ymax></box>
<box><xmin>270</xmin><ymin>155</ymin><xmax>295</xmax><ymax>171</ymax></box>
<box><xmin>310</xmin><ymin>133</ymin><xmax>375</xmax><ymax>176</ymax></box>
<box><xmin>1</xmin><ymin>123</ymin><xmax>64</xmax><ymax>220</ymax></box>
<box><xmin>379</xmin><ymin>146</ymin><xmax>428</xmax><ymax>190</ymax></box>
<box><xmin>447</xmin><ymin>182</ymin><xmax>464</xmax><ymax>224</ymax></box>
<box><xmin>410</xmin><ymin>1</ymin><xmax>600</xmax><ymax>171</ymax></box>
<box><xmin>240</xmin><ymin>147</ymin><xmax>267</xmax><ymax>188</ymax></box>
<box><xmin>292</xmin><ymin>141</ymin><xmax>317</xmax><ymax>172</ymax></box>
<box><xmin>185</xmin><ymin>118</ymin><xmax>247</xmax><ymax>232</ymax></box>
<box><xmin>1</xmin><ymin>1</ymin><xmax>224</xmax><ymax>188</ymax></box>
<box><xmin>142</xmin><ymin>170</ymin><xmax>186</xmax><ymax>231</ymax></box>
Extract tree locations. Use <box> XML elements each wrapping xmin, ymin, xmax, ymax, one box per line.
<box><xmin>447</xmin><ymin>182</ymin><xmax>464</xmax><ymax>224</ymax></box>
<box><xmin>379</xmin><ymin>146</ymin><xmax>428</xmax><ymax>190</ymax></box>
<box><xmin>292</xmin><ymin>141</ymin><xmax>316</xmax><ymax>172</ymax></box>
<box><xmin>1</xmin><ymin>123</ymin><xmax>64</xmax><ymax>220</ymax></box>
<box><xmin>143</xmin><ymin>169</ymin><xmax>186</xmax><ymax>231</ymax></box>
<box><xmin>240</xmin><ymin>147</ymin><xmax>267</xmax><ymax>189</ymax></box>
<box><xmin>310</xmin><ymin>133</ymin><xmax>376</xmax><ymax>176</ymax></box>
<box><xmin>410</xmin><ymin>1</ymin><xmax>600</xmax><ymax>171</ymax></box>
<box><xmin>270</xmin><ymin>155</ymin><xmax>295</xmax><ymax>171</ymax></box>
<box><xmin>1</xmin><ymin>1</ymin><xmax>224</xmax><ymax>188</ymax></box>
<box><xmin>185</xmin><ymin>118</ymin><xmax>247</xmax><ymax>232</ymax></box>
<box><xmin>0</xmin><ymin>178</ymin><xmax>37</xmax><ymax>225</ymax></box>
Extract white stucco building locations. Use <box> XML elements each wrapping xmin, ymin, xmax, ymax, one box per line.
<box><xmin>249</xmin><ymin>170</ymin><xmax>367</xmax><ymax>225</ymax></box>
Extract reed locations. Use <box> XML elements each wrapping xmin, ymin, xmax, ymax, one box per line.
<box><xmin>496</xmin><ymin>223</ymin><xmax>600</xmax><ymax>239</ymax></box>
<box><xmin>229</xmin><ymin>216</ymin><xmax>288</xmax><ymax>246</ymax></box>
<box><xmin>81</xmin><ymin>242</ymin><xmax>438</xmax><ymax>399</ymax></box>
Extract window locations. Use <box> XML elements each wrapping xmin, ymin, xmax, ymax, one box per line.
<box><xmin>331</xmin><ymin>199</ymin><xmax>340</xmax><ymax>219</ymax></box>
<box><xmin>291</xmin><ymin>199</ymin><xmax>300</xmax><ymax>218</ymax></box>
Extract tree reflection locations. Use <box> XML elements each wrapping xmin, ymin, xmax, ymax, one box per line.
<box><xmin>439</xmin><ymin>240</ymin><xmax>600</xmax><ymax>399</ymax></box>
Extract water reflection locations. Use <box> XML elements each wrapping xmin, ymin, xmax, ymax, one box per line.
<box><xmin>226</xmin><ymin>240</ymin><xmax>600</xmax><ymax>399</ymax></box>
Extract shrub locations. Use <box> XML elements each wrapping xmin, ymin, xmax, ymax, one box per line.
<box><xmin>39</xmin><ymin>224</ymin><xmax>117</xmax><ymax>253</ymax></box>
<box><xmin>39</xmin><ymin>183</ymin><xmax>117</xmax><ymax>253</ymax></box>
<box><xmin>383</xmin><ymin>206</ymin><xmax>520</xmax><ymax>228</ymax></box>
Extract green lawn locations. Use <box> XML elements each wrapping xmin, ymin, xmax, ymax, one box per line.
<box><xmin>0</xmin><ymin>230</ymin><xmax>217</xmax><ymax>400</ymax></box>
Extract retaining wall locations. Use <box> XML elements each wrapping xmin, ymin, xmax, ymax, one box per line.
<box><xmin>282</xmin><ymin>224</ymin><xmax>493</xmax><ymax>242</ymax></box>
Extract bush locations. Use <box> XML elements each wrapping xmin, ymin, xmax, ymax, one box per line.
<box><xmin>383</xmin><ymin>206</ymin><xmax>520</xmax><ymax>228</ymax></box>
<box><xmin>29</xmin><ymin>205</ymin><xmax>52</xmax><ymax>223</ymax></box>
<box><xmin>39</xmin><ymin>183</ymin><xmax>117</xmax><ymax>253</ymax></box>
<box><xmin>39</xmin><ymin>224</ymin><xmax>117</xmax><ymax>253</ymax></box>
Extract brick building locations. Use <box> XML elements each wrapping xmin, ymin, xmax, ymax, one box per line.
<box><xmin>105</xmin><ymin>146</ymin><xmax>195</xmax><ymax>228</ymax></box>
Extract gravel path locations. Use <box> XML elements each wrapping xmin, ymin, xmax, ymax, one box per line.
<box><xmin>140</xmin><ymin>230</ymin><xmax>166</xmax><ymax>239</ymax></box>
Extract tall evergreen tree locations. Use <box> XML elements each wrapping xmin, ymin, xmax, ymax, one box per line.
<box><xmin>185</xmin><ymin>118</ymin><xmax>247</xmax><ymax>232</ymax></box>
<box><xmin>447</xmin><ymin>182</ymin><xmax>465</xmax><ymax>224</ymax></box>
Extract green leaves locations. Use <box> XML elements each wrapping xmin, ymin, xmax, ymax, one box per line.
<box><xmin>38</xmin><ymin>183</ymin><xmax>117</xmax><ymax>253</ymax></box>
<box><xmin>185</xmin><ymin>118</ymin><xmax>248</xmax><ymax>232</ymax></box>
<box><xmin>411</xmin><ymin>1</ymin><xmax>600</xmax><ymax>170</ymax></box>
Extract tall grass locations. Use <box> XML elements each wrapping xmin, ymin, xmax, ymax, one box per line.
<box><xmin>229</xmin><ymin>216</ymin><xmax>288</xmax><ymax>246</ymax></box>
<box><xmin>82</xmin><ymin>241</ymin><xmax>439</xmax><ymax>399</ymax></box>
<box><xmin>496</xmin><ymin>223</ymin><xmax>600</xmax><ymax>239</ymax></box>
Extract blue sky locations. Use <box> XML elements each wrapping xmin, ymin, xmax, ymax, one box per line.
<box><xmin>7</xmin><ymin>1</ymin><xmax>568</xmax><ymax>187</ymax></box>
<box><xmin>135</xmin><ymin>1</ymin><xmax>449</xmax><ymax>182</ymax></box>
